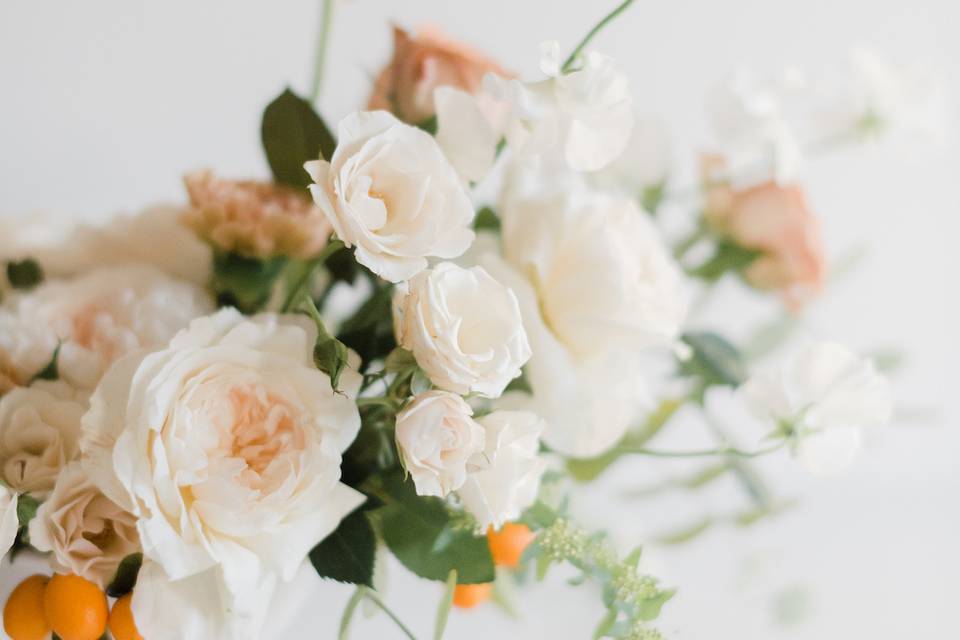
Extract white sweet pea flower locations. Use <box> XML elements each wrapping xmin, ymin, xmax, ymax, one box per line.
<box><xmin>305</xmin><ymin>110</ymin><xmax>475</xmax><ymax>283</ymax></box>
<box><xmin>395</xmin><ymin>390</ymin><xmax>486</xmax><ymax>497</ymax></box>
<box><xmin>80</xmin><ymin>309</ymin><xmax>365</xmax><ymax>637</ymax></box>
<box><xmin>434</xmin><ymin>86</ymin><xmax>508</xmax><ymax>184</ymax></box>
<box><xmin>0</xmin><ymin>486</ymin><xmax>17</xmax><ymax>564</ymax></box>
<box><xmin>589</xmin><ymin>114</ymin><xmax>671</xmax><ymax>198</ymax></box>
<box><xmin>0</xmin><ymin>380</ymin><xmax>85</xmax><ymax>496</ymax></box>
<box><xmin>742</xmin><ymin>341</ymin><xmax>892</xmax><ymax>475</ymax></box>
<box><xmin>28</xmin><ymin>461</ymin><xmax>139</xmax><ymax>587</ymax></box>
<box><xmin>393</xmin><ymin>262</ymin><xmax>530</xmax><ymax>398</ymax></box>
<box><xmin>0</xmin><ymin>265</ymin><xmax>213</xmax><ymax>390</ymax></box>
<box><xmin>479</xmin><ymin>176</ymin><xmax>686</xmax><ymax>457</ymax></box>
<box><xmin>457</xmin><ymin>410</ymin><xmax>547</xmax><ymax>530</ymax></box>
<box><xmin>483</xmin><ymin>44</ymin><xmax>633</xmax><ymax>172</ymax></box>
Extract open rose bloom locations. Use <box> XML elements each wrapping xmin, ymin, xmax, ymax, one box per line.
<box><xmin>0</xmin><ymin>6</ymin><xmax>910</xmax><ymax>640</ymax></box>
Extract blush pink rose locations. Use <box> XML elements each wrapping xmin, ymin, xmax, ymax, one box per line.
<box><xmin>368</xmin><ymin>26</ymin><xmax>509</xmax><ymax>124</ymax></box>
<box><xmin>703</xmin><ymin>156</ymin><xmax>826</xmax><ymax>309</ymax></box>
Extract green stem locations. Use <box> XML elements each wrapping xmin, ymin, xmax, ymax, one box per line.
<box><xmin>673</xmin><ymin>225</ymin><xmax>708</xmax><ymax>261</ymax></box>
<box><xmin>362</xmin><ymin>588</ymin><xmax>419</xmax><ymax>640</ymax></box>
<box><xmin>614</xmin><ymin>439</ymin><xmax>787</xmax><ymax>459</ymax></box>
<box><xmin>561</xmin><ymin>0</ymin><xmax>636</xmax><ymax>72</ymax></box>
<box><xmin>280</xmin><ymin>239</ymin><xmax>344</xmax><ymax>312</ymax></box>
<box><xmin>309</xmin><ymin>0</ymin><xmax>336</xmax><ymax>104</ymax></box>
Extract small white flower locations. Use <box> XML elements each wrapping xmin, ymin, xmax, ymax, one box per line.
<box><xmin>306</xmin><ymin>110</ymin><xmax>475</xmax><ymax>283</ymax></box>
<box><xmin>458</xmin><ymin>410</ymin><xmax>547</xmax><ymax>530</ymax></box>
<box><xmin>742</xmin><ymin>341</ymin><xmax>892</xmax><ymax>475</ymax></box>
<box><xmin>395</xmin><ymin>390</ymin><xmax>485</xmax><ymax>497</ymax></box>
<box><xmin>0</xmin><ymin>265</ymin><xmax>213</xmax><ymax>390</ymax></box>
<box><xmin>81</xmin><ymin>309</ymin><xmax>365</xmax><ymax>635</ymax></box>
<box><xmin>0</xmin><ymin>486</ymin><xmax>18</xmax><ymax>565</ymax></box>
<box><xmin>589</xmin><ymin>114</ymin><xmax>671</xmax><ymax>197</ymax></box>
<box><xmin>0</xmin><ymin>380</ymin><xmax>85</xmax><ymax>496</ymax></box>
<box><xmin>483</xmin><ymin>46</ymin><xmax>634</xmax><ymax>172</ymax></box>
<box><xmin>28</xmin><ymin>461</ymin><xmax>139</xmax><ymax>587</ymax></box>
<box><xmin>393</xmin><ymin>263</ymin><xmax>530</xmax><ymax>398</ymax></box>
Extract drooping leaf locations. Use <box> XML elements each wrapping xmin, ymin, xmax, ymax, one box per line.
<box><xmin>261</xmin><ymin>88</ymin><xmax>336</xmax><ymax>188</ymax></box>
<box><xmin>679</xmin><ymin>331</ymin><xmax>747</xmax><ymax>390</ymax></box>
<box><xmin>6</xmin><ymin>259</ymin><xmax>43</xmax><ymax>290</ymax></box>
<box><xmin>309</xmin><ymin>507</ymin><xmax>376</xmax><ymax>587</ymax></box>
<box><xmin>106</xmin><ymin>553</ymin><xmax>143</xmax><ymax>597</ymax></box>
<box><xmin>211</xmin><ymin>251</ymin><xmax>287</xmax><ymax>313</ymax></box>
<box><xmin>377</xmin><ymin>474</ymin><xmax>494</xmax><ymax>584</ymax></box>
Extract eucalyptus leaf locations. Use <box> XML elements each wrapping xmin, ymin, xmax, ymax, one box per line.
<box><xmin>261</xmin><ymin>88</ymin><xmax>336</xmax><ymax>188</ymax></box>
<box><xmin>309</xmin><ymin>507</ymin><xmax>376</xmax><ymax>587</ymax></box>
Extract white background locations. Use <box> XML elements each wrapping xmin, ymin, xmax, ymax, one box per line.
<box><xmin>1</xmin><ymin>1</ymin><xmax>958</xmax><ymax>639</ymax></box>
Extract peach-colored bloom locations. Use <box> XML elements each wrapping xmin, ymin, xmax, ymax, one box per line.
<box><xmin>703</xmin><ymin>155</ymin><xmax>826</xmax><ymax>309</ymax></box>
<box><xmin>368</xmin><ymin>26</ymin><xmax>509</xmax><ymax>124</ymax></box>
<box><xmin>182</xmin><ymin>170</ymin><xmax>331</xmax><ymax>259</ymax></box>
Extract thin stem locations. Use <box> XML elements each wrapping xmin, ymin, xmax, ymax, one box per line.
<box><xmin>614</xmin><ymin>439</ymin><xmax>787</xmax><ymax>459</ymax></box>
<box><xmin>280</xmin><ymin>238</ymin><xmax>344</xmax><ymax>312</ymax></box>
<box><xmin>362</xmin><ymin>588</ymin><xmax>419</xmax><ymax>640</ymax></box>
<box><xmin>309</xmin><ymin>0</ymin><xmax>336</xmax><ymax>104</ymax></box>
<box><xmin>561</xmin><ymin>0</ymin><xmax>636</xmax><ymax>72</ymax></box>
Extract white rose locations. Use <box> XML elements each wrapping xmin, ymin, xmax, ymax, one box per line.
<box><xmin>483</xmin><ymin>45</ymin><xmax>633</xmax><ymax>172</ymax></box>
<box><xmin>80</xmin><ymin>309</ymin><xmax>365</xmax><ymax>637</ymax></box>
<box><xmin>0</xmin><ymin>380</ymin><xmax>85</xmax><ymax>496</ymax></box>
<box><xmin>0</xmin><ymin>486</ymin><xmax>17</xmax><ymax>564</ymax></box>
<box><xmin>28</xmin><ymin>461</ymin><xmax>139</xmax><ymax>587</ymax></box>
<box><xmin>742</xmin><ymin>341</ymin><xmax>892</xmax><ymax>475</ymax></box>
<box><xmin>0</xmin><ymin>265</ymin><xmax>213</xmax><ymax>390</ymax></box>
<box><xmin>393</xmin><ymin>263</ymin><xmax>530</xmax><ymax>398</ymax></box>
<box><xmin>305</xmin><ymin>110</ymin><xmax>475</xmax><ymax>283</ymax></box>
<box><xmin>0</xmin><ymin>205</ymin><xmax>212</xmax><ymax>286</ymax></box>
<box><xmin>395</xmin><ymin>390</ymin><xmax>485</xmax><ymax>497</ymax></box>
<box><xmin>457</xmin><ymin>410</ymin><xmax>547</xmax><ymax>530</ymax></box>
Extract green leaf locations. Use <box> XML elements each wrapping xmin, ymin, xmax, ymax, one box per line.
<box><xmin>378</xmin><ymin>474</ymin><xmax>494</xmax><ymax>584</ymax></box>
<box><xmin>297</xmin><ymin>294</ymin><xmax>350</xmax><ymax>391</ymax></box>
<box><xmin>473</xmin><ymin>206</ymin><xmax>501</xmax><ymax>232</ymax></box>
<box><xmin>689</xmin><ymin>240</ymin><xmax>761</xmax><ymax>281</ymax></box>
<box><xmin>338</xmin><ymin>284</ymin><xmax>397</xmax><ymax>368</ymax></box>
<box><xmin>641</xmin><ymin>181</ymin><xmax>667</xmax><ymax>215</ymax></box>
<box><xmin>309</xmin><ymin>507</ymin><xmax>376</xmax><ymax>587</ymax></box>
<box><xmin>679</xmin><ymin>331</ymin><xmax>747</xmax><ymax>389</ymax></box>
<box><xmin>261</xmin><ymin>88</ymin><xmax>336</xmax><ymax>188</ymax></box>
<box><xmin>637</xmin><ymin>589</ymin><xmax>675</xmax><ymax>621</ymax></box>
<box><xmin>32</xmin><ymin>343</ymin><xmax>60</xmax><ymax>382</ymax></box>
<box><xmin>6</xmin><ymin>259</ymin><xmax>43</xmax><ymax>290</ymax></box>
<box><xmin>593</xmin><ymin>607</ymin><xmax>618</xmax><ymax>639</ymax></box>
<box><xmin>384</xmin><ymin>348</ymin><xmax>417</xmax><ymax>373</ymax></box>
<box><xmin>503</xmin><ymin>369</ymin><xmax>532</xmax><ymax>395</ymax></box>
<box><xmin>106</xmin><ymin>553</ymin><xmax>143</xmax><ymax>597</ymax></box>
<box><xmin>211</xmin><ymin>251</ymin><xmax>287</xmax><ymax>313</ymax></box>
<box><xmin>416</xmin><ymin>115</ymin><xmax>438</xmax><ymax>136</ymax></box>
<box><xmin>434</xmin><ymin>570</ymin><xmax>457</xmax><ymax>640</ymax></box>
<box><xmin>338</xmin><ymin>587</ymin><xmax>365</xmax><ymax>640</ymax></box>
<box><xmin>15</xmin><ymin>494</ymin><xmax>40</xmax><ymax>527</ymax></box>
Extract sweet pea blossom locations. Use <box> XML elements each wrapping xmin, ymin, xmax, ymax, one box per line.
<box><xmin>393</xmin><ymin>263</ymin><xmax>530</xmax><ymax>397</ymax></box>
<box><xmin>457</xmin><ymin>410</ymin><xmax>547</xmax><ymax>530</ymax></box>
<box><xmin>742</xmin><ymin>341</ymin><xmax>892</xmax><ymax>475</ymax></box>
<box><xmin>80</xmin><ymin>309</ymin><xmax>365</xmax><ymax>638</ymax></box>
<box><xmin>305</xmin><ymin>110</ymin><xmax>475</xmax><ymax>282</ymax></box>
<box><xmin>394</xmin><ymin>390</ymin><xmax>486</xmax><ymax>497</ymax></box>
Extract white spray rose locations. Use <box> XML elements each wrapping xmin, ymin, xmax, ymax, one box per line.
<box><xmin>0</xmin><ymin>486</ymin><xmax>17</xmax><ymax>564</ymax></box>
<box><xmin>457</xmin><ymin>410</ymin><xmax>547</xmax><ymax>530</ymax></box>
<box><xmin>742</xmin><ymin>341</ymin><xmax>892</xmax><ymax>475</ymax></box>
<box><xmin>0</xmin><ymin>265</ymin><xmax>213</xmax><ymax>390</ymax></box>
<box><xmin>0</xmin><ymin>380</ymin><xmax>85</xmax><ymax>496</ymax></box>
<box><xmin>395</xmin><ymin>390</ymin><xmax>486</xmax><ymax>497</ymax></box>
<box><xmin>80</xmin><ymin>309</ymin><xmax>365</xmax><ymax>637</ymax></box>
<box><xmin>393</xmin><ymin>263</ymin><xmax>530</xmax><ymax>398</ymax></box>
<box><xmin>305</xmin><ymin>110</ymin><xmax>475</xmax><ymax>283</ymax></box>
<box><xmin>483</xmin><ymin>44</ymin><xmax>633</xmax><ymax>172</ymax></box>
<box><xmin>28</xmin><ymin>461</ymin><xmax>139</xmax><ymax>587</ymax></box>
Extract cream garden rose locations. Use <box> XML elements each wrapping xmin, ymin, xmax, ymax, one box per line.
<box><xmin>0</xmin><ymin>265</ymin><xmax>213</xmax><ymax>390</ymax></box>
<box><xmin>393</xmin><ymin>263</ymin><xmax>530</xmax><ymax>397</ymax></box>
<box><xmin>0</xmin><ymin>380</ymin><xmax>85</xmax><ymax>496</ymax></box>
<box><xmin>0</xmin><ymin>486</ymin><xmax>17</xmax><ymax>564</ymax></box>
<box><xmin>80</xmin><ymin>309</ymin><xmax>365</xmax><ymax>637</ymax></box>
<box><xmin>395</xmin><ymin>390</ymin><xmax>485</xmax><ymax>497</ymax></box>
<box><xmin>457</xmin><ymin>410</ymin><xmax>547</xmax><ymax>530</ymax></box>
<box><xmin>28</xmin><ymin>461</ymin><xmax>139</xmax><ymax>587</ymax></box>
<box><xmin>305</xmin><ymin>110</ymin><xmax>475</xmax><ymax>283</ymax></box>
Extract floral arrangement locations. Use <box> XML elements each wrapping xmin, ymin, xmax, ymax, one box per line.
<box><xmin>0</xmin><ymin>1</ymin><xmax>937</xmax><ymax>638</ymax></box>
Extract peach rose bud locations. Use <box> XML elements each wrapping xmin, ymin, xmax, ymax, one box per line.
<box><xmin>368</xmin><ymin>25</ymin><xmax>510</xmax><ymax>124</ymax></box>
<box><xmin>181</xmin><ymin>170</ymin><xmax>331</xmax><ymax>260</ymax></box>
